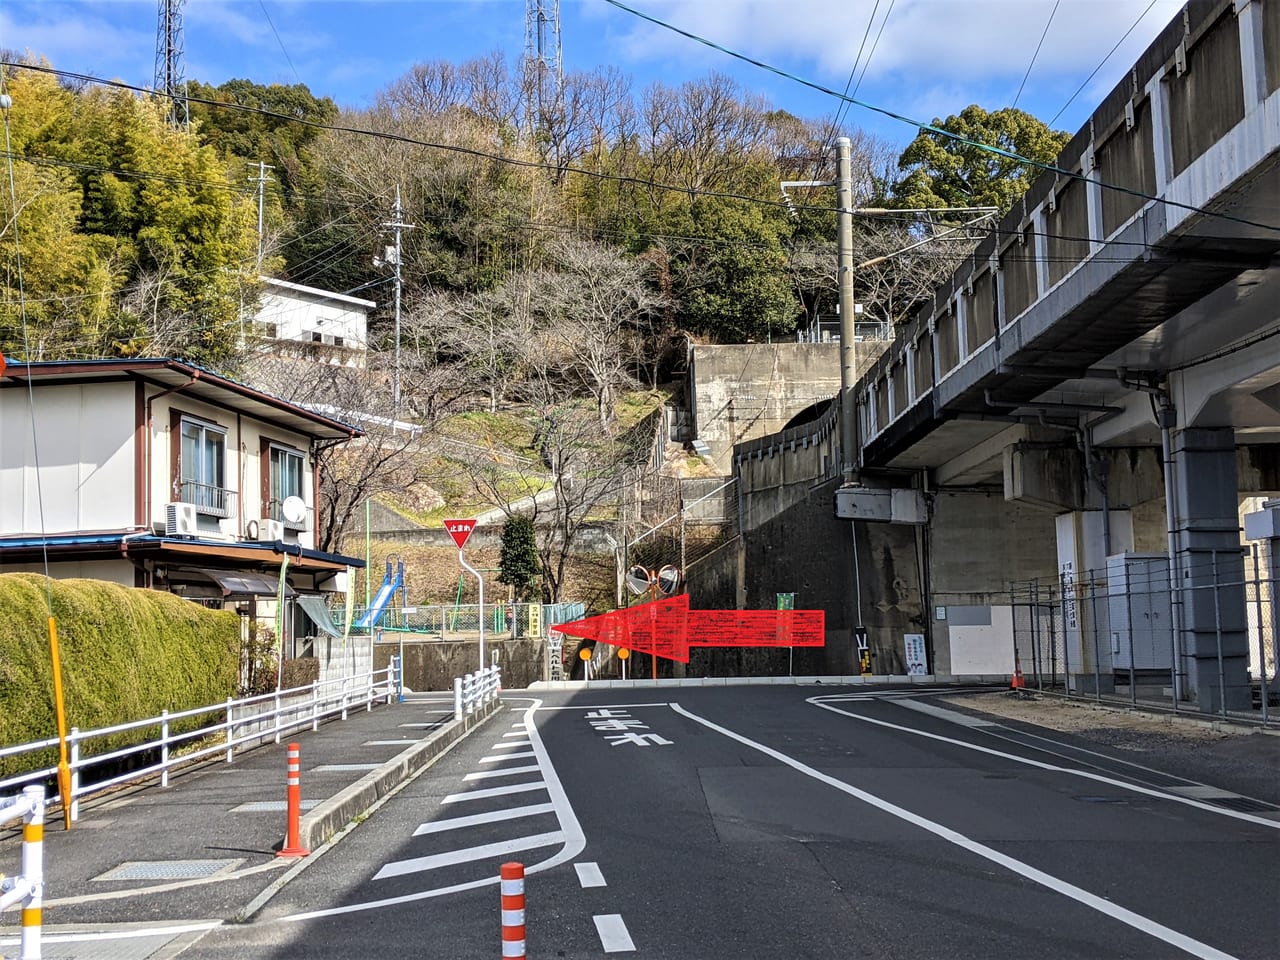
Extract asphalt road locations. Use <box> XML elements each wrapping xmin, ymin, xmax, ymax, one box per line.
<box><xmin>175</xmin><ymin>686</ymin><xmax>1279</xmax><ymax>960</ymax></box>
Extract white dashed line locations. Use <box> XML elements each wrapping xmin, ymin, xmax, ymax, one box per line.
<box><xmin>442</xmin><ymin>782</ymin><xmax>548</xmax><ymax>804</ymax></box>
<box><xmin>574</xmin><ymin>862</ymin><xmax>606</xmax><ymax>888</ymax></box>
<box><xmin>373</xmin><ymin>832</ymin><xmax>566</xmax><ymax>880</ymax></box>
<box><xmin>464</xmin><ymin>765</ymin><xmax>542</xmax><ymax>781</ymax></box>
<box><xmin>413</xmin><ymin>803</ymin><xmax>556</xmax><ymax>836</ymax></box>
<box><xmin>493</xmin><ymin>740</ymin><xmax>531</xmax><ymax>749</ymax></box>
<box><xmin>593</xmin><ymin>914</ymin><xmax>636</xmax><ymax>952</ymax></box>
<box><xmin>479</xmin><ymin>750</ymin><xmax>536</xmax><ymax>763</ymax></box>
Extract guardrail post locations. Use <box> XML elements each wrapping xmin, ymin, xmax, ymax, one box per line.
<box><xmin>69</xmin><ymin>727</ymin><xmax>81</xmax><ymax>823</ymax></box>
<box><xmin>274</xmin><ymin>690</ymin><xmax>283</xmax><ymax>744</ymax></box>
<box><xmin>0</xmin><ymin>785</ymin><xmax>44</xmax><ymax>960</ymax></box>
<box><xmin>225</xmin><ymin>697</ymin><xmax>235</xmax><ymax>763</ymax></box>
<box><xmin>454</xmin><ymin>676</ymin><xmax>463</xmax><ymax>720</ymax></box>
<box><xmin>312</xmin><ymin>680</ymin><xmax>320</xmax><ymax>732</ymax></box>
<box><xmin>500</xmin><ymin>861</ymin><xmax>526</xmax><ymax>960</ymax></box>
<box><xmin>160</xmin><ymin>710</ymin><xmax>171</xmax><ymax>788</ymax></box>
<box><xmin>277</xmin><ymin>743</ymin><xmax>310</xmax><ymax>858</ymax></box>
<box><xmin>341</xmin><ymin>678</ymin><xmax>350</xmax><ymax>721</ymax></box>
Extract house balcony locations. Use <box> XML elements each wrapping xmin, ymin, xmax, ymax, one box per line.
<box><xmin>178</xmin><ymin>481</ymin><xmax>237</xmax><ymax>519</ymax></box>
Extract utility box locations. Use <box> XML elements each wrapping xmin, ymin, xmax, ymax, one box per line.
<box><xmin>1106</xmin><ymin>554</ymin><xmax>1172</xmax><ymax>672</ymax></box>
<box><xmin>834</xmin><ymin>485</ymin><xmax>926</xmax><ymax>524</ymax></box>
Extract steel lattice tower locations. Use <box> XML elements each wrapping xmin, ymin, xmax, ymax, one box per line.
<box><xmin>154</xmin><ymin>0</ymin><xmax>189</xmax><ymax>129</ymax></box>
<box><xmin>523</xmin><ymin>0</ymin><xmax>562</xmax><ymax>139</ymax></box>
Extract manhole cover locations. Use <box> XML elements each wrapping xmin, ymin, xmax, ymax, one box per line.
<box><xmin>94</xmin><ymin>859</ymin><xmax>242</xmax><ymax>881</ymax></box>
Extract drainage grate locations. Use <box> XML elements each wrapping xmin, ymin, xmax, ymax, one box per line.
<box><xmin>94</xmin><ymin>858</ymin><xmax>242</xmax><ymax>881</ymax></box>
<box><xmin>233</xmin><ymin>799</ymin><xmax>322</xmax><ymax>813</ymax></box>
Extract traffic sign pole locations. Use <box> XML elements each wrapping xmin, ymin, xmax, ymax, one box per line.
<box><xmin>444</xmin><ymin>520</ymin><xmax>484</xmax><ymax>672</ymax></box>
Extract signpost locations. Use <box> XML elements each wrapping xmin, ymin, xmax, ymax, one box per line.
<box><xmin>444</xmin><ymin>518</ymin><xmax>484</xmax><ymax>671</ymax></box>
<box><xmin>618</xmin><ymin>646</ymin><xmax>630</xmax><ymax>681</ymax></box>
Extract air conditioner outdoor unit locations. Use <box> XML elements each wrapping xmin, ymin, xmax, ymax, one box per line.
<box><xmin>165</xmin><ymin>502</ymin><xmax>198</xmax><ymax>537</ymax></box>
<box><xmin>255</xmin><ymin>518</ymin><xmax>285</xmax><ymax>542</ymax></box>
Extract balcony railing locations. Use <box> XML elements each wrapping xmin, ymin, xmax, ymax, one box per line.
<box><xmin>178</xmin><ymin>481</ymin><xmax>237</xmax><ymax>519</ymax></box>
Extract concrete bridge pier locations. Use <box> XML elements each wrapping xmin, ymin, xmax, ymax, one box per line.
<box><xmin>1171</xmin><ymin>427</ymin><xmax>1252</xmax><ymax>712</ymax></box>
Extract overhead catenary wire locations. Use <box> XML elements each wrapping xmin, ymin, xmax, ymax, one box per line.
<box><xmin>7</xmin><ymin>60</ymin><xmax>1277</xmax><ymax>237</ymax></box>
<box><xmin>1013</xmin><ymin>0</ymin><xmax>1061</xmax><ymax>110</ymax></box>
<box><xmin>1050</xmin><ymin>0</ymin><xmax>1161</xmax><ymax>126</ymax></box>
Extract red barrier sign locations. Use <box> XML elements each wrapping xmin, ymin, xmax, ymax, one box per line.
<box><xmin>443</xmin><ymin>518</ymin><xmax>477</xmax><ymax>549</ymax></box>
<box><xmin>556</xmin><ymin>596</ymin><xmax>825</xmax><ymax>662</ymax></box>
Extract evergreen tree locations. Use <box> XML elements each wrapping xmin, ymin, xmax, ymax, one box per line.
<box><xmin>498</xmin><ymin>515</ymin><xmax>541</xmax><ymax>602</ymax></box>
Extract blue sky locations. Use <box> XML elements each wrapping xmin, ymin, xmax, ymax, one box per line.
<box><xmin>2</xmin><ymin>0</ymin><xmax>1183</xmax><ymax>150</ymax></box>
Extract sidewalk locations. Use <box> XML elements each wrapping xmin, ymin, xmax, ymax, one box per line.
<box><xmin>0</xmin><ymin>693</ymin><xmax>503</xmax><ymax>960</ymax></box>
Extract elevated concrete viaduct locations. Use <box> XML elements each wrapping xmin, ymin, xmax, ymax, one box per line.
<box><xmin>699</xmin><ymin>1</ymin><xmax>1280</xmax><ymax>713</ymax></box>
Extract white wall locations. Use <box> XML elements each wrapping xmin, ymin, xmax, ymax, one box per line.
<box><xmin>948</xmin><ymin>605</ymin><xmax>1016</xmax><ymax>674</ymax></box>
<box><xmin>5</xmin><ymin>559</ymin><xmax>137</xmax><ymax>585</ymax></box>
<box><xmin>0</xmin><ymin>383</ymin><xmax>135</xmax><ymax>534</ymax></box>
<box><xmin>258</xmin><ymin>288</ymin><xmax>368</xmax><ymax>350</ymax></box>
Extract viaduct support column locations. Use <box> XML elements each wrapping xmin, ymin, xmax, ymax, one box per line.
<box><xmin>1171</xmin><ymin>428</ymin><xmax>1251</xmax><ymax>712</ymax></box>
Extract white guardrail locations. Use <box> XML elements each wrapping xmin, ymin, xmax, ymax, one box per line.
<box><xmin>454</xmin><ymin>665</ymin><xmax>502</xmax><ymax>718</ymax></box>
<box><xmin>0</xmin><ymin>666</ymin><xmax>398</xmax><ymax>823</ymax></box>
<box><xmin>0</xmin><ymin>785</ymin><xmax>44</xmax><ymax>960</ymax></box>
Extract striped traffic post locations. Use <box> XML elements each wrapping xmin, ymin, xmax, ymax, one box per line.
<box><xmin>0</xmin><ymin>784</ymin><xmax>44</xmax><ymax>959</ymax></box>
<box><xmin>277</xmin><ymin>743</ymin><xmax>310</xmax><ymax>858</ymax></box>
<box><xmin>500</xmin><ymin>861</ymin><xmax>526</xmax><ymax>959</ymax></box>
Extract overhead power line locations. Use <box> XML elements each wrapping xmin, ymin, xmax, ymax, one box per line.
<box><xmin>1013</xmin><ymin>0</ymin><xmax>1060</xmax><ymax>110</ymax></box>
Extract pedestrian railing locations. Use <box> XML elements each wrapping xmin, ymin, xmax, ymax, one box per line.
<box><xmin>0</xmin><ymin>666</ymin><xmax>397</xmax><ymax>821</ymax></box>
<box><xmin>0</xmin><ymin>785</ymin><xmax>44</xmax><ymax>960</ymax></box>
<box><xmin>453</xmin><ymin>666</ymin><xmax>502</xmax><ymax>718</ymax></box>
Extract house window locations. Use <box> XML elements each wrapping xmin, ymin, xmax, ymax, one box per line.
<box><xmin>269</xmin><ymin>445</ymin><xmax>306</xmax><ymax>528</ymax></box>
<box><xmin>311</xmin><ymin>331</ymin><xmax>323</xmax><ymax>343</ymax></box>
<box><xmin>180</xmin><ymin>418</ymin><xmax>231</xmax><ymax>515</ymax></box>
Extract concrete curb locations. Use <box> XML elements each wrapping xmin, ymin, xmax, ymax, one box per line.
<box><xmin>298</xmin><ymin>699</ymin><xmax>504</xmax><ymax>851</ymax></box>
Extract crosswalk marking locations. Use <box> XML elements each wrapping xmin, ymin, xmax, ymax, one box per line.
<box><xmin>479</xmin><ymin>750</ymin><xmax>536</xmax><ymax>763</ymax></box>
<box><xmin>593</xmin><ymin>914</ymin><xmax>635</xmax><ymax>952</ymax></box>
<box><xmin>413</xmin><ymin>803</ymin><xmax>556</xmax><ymax>836</ymax></box>
<box><xmin>575</xmin><ymin>862</ymin><xmax>606</xmax><ymax>888</ymax></box>
<box><xmin>373</xmin><ymin>831</ymin><xmax>566</xmax><ymax>880</ymax></box>
<box><xmin>464</xmin><ymin>765</ymin><xmax>542</xmax><ymax>781</ymax></box>
<box><xmin>443</xmin><ymin>782</ymin><xmax>548</xmax><ymax>804</ymax></box>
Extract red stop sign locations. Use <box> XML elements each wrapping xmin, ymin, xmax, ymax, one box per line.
<box><xmin>444</xmin><ymin>518</ymin><xmax>477</xmax><ymax>549</ymax></box>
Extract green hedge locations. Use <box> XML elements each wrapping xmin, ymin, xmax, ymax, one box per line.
<box><xmin>0</xmin><ymin>574</ymin><xmax>240</xmax><ymax>774</ymax></box>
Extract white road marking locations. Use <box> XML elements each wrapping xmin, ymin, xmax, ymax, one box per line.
<box><xmin>400</xmin><ymin>722</ymin><xmax>442</xmax><ymax>728</ymax></box>
<box><xmin>593</xmin><ymin>914</ymin><xmax>636</xmax><ymax>952</ymax></box>
<box><xmin>366</xmin><ymin>739</ymin><xmax>419</xmax><ymax>746</ymax></box>
<box><xmin>808</xmin><ymin>696</ymin><xmax>1280</xmax><ymax>829</ymax></box>
<box><xmin>674</xmin><ymin>702</ymin><xmax>1244</xmax><ymax>960</ymax></box>
<box><xmin>503</xmin><ymin>730</ymin><xmax>530</xmax><ymax>738</ymax></box>
<box><xmin>373</xmin><ymin>831</ymin><xmax>565</xmax><ymax>880</ymax></box>
<box><xmin>413</xmin><ymin>803</ymin><xmax>556</xmax><ymax>836</ymax></box>
<box><xmin>575</xmin><ymin>862</ymin><xmax>606</xmax><ymax>888</ymax></box>
<box><xmin>533</xmin><ymin>702</ymin><xmax>672</xmax><ymax>711</ymax></box>
<box><xmin>279</xmin><ymin>699</ymin><xmax>588</xmax><ymax>922</ymax></box>
<box><xmin>464</xmin><ymin>765</ymin><xmax>542</xmax><ymax>781</ymax></box>
<box><xmin>443</xmin><ymin>782</ymin><xmax>547</xmax><ymax>804</ymax></box>
<box><xmin>492</xmin><ymin>740</ymin><xmax>531</xmax><ymax>749</ymax></box>
<box><xmin>0</xmin><ymin>921</ymin><xmax>222</xmax><ymax>946</ymax></box>
<box><xmin>479</xmin><ymin>750</ymin><xmax>536</xmax><ymax>763</ymax></box>
<box><xmin>893</xmin><ymin>699</ymin><xmax>997</xmax><ymax>727</ymax></box>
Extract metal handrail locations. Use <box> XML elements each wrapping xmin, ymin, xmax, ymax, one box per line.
<box><xmin>0</xmin><ymin>666</ymin><xmax>397</xmax><ymax>821</ymax></box>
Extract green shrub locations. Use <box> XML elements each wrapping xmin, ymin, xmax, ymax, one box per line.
<box><xmin>0</xmin><ymin>574</ymin><xmax>240</xmax><ymax>775</ymax></box>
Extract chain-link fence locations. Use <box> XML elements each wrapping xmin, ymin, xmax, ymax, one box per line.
<box><xmin>1011</xmin><ymin>544</ymin><xmax>1277</xmax><ymax>723</ymax></box>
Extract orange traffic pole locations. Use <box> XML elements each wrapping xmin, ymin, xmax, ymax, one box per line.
<box><xmin>500</xmin><ymin>861</ymin><xmax>526</xmax><ymax>959</ymax></box>
<box><xmin>278</xmin><ymin>742</ymin><xmax>310</xmax><ymax>857</ymax></box>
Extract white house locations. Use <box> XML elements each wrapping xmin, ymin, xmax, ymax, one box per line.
<box><xmin>0</xmin><ymin>358</ymin><xmax>365</xmax><ymax>653</ymax></box>
<box><xmin>254</xmin><ymin>277</ymin><xmax>375</xmax><ymax>366</ymax></box>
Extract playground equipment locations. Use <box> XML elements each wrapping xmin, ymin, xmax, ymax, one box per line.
<box><xmin>354</xmin><ymin>557</ymin><xmax>406</xmax><ymax>630</ymax></box>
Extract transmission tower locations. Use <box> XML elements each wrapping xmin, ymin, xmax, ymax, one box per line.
<box><xmin>154</xmin><ymin>0</ymin><xmax>190</xmax><ymax>129</ymax></box>
<box><xmin>523</xmin><ymin>0</ymin><xmax>562</xmax><ymax>142</ymax></box>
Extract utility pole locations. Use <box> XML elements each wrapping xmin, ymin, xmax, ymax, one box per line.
<box><xmin>835</xmin><ymin>136</ymin><xmax>858</xmax><ymax>482</ymax></box>
<box><xmin>248</xmin><ymin>161</ymin><xmax>275</xmax><ymax>268</ymax></box>
<box><xmin>381</xmin><ymin>185</ymin><xmax>414</xmax><ymax>416</ymax></box>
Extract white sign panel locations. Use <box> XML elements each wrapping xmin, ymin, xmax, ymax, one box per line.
<box><xmin>903</xmin><ymin>633</ymin><xmax>928</xmax><ymax>676</ymax></box>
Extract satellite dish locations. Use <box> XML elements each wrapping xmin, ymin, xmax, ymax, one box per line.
<box><xmin>281</xmin><ymin>496</ymin><xmax>307</xmax><ymax>525</ymax></box>
<box><xmin>625</xmin><ymin>565</ymin><xmax>653</xmax><ymax>597</ymax></box>
<box><xmin>656</xmin><ymin>564</ymin><xmax>681</xmax><ymax>596</ymax></box>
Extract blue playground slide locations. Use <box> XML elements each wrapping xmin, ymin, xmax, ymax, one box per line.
<box><xmin>354</xmin><ymin>561</ymin><xmax>405</xmax><ymax>629</ymax></box>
